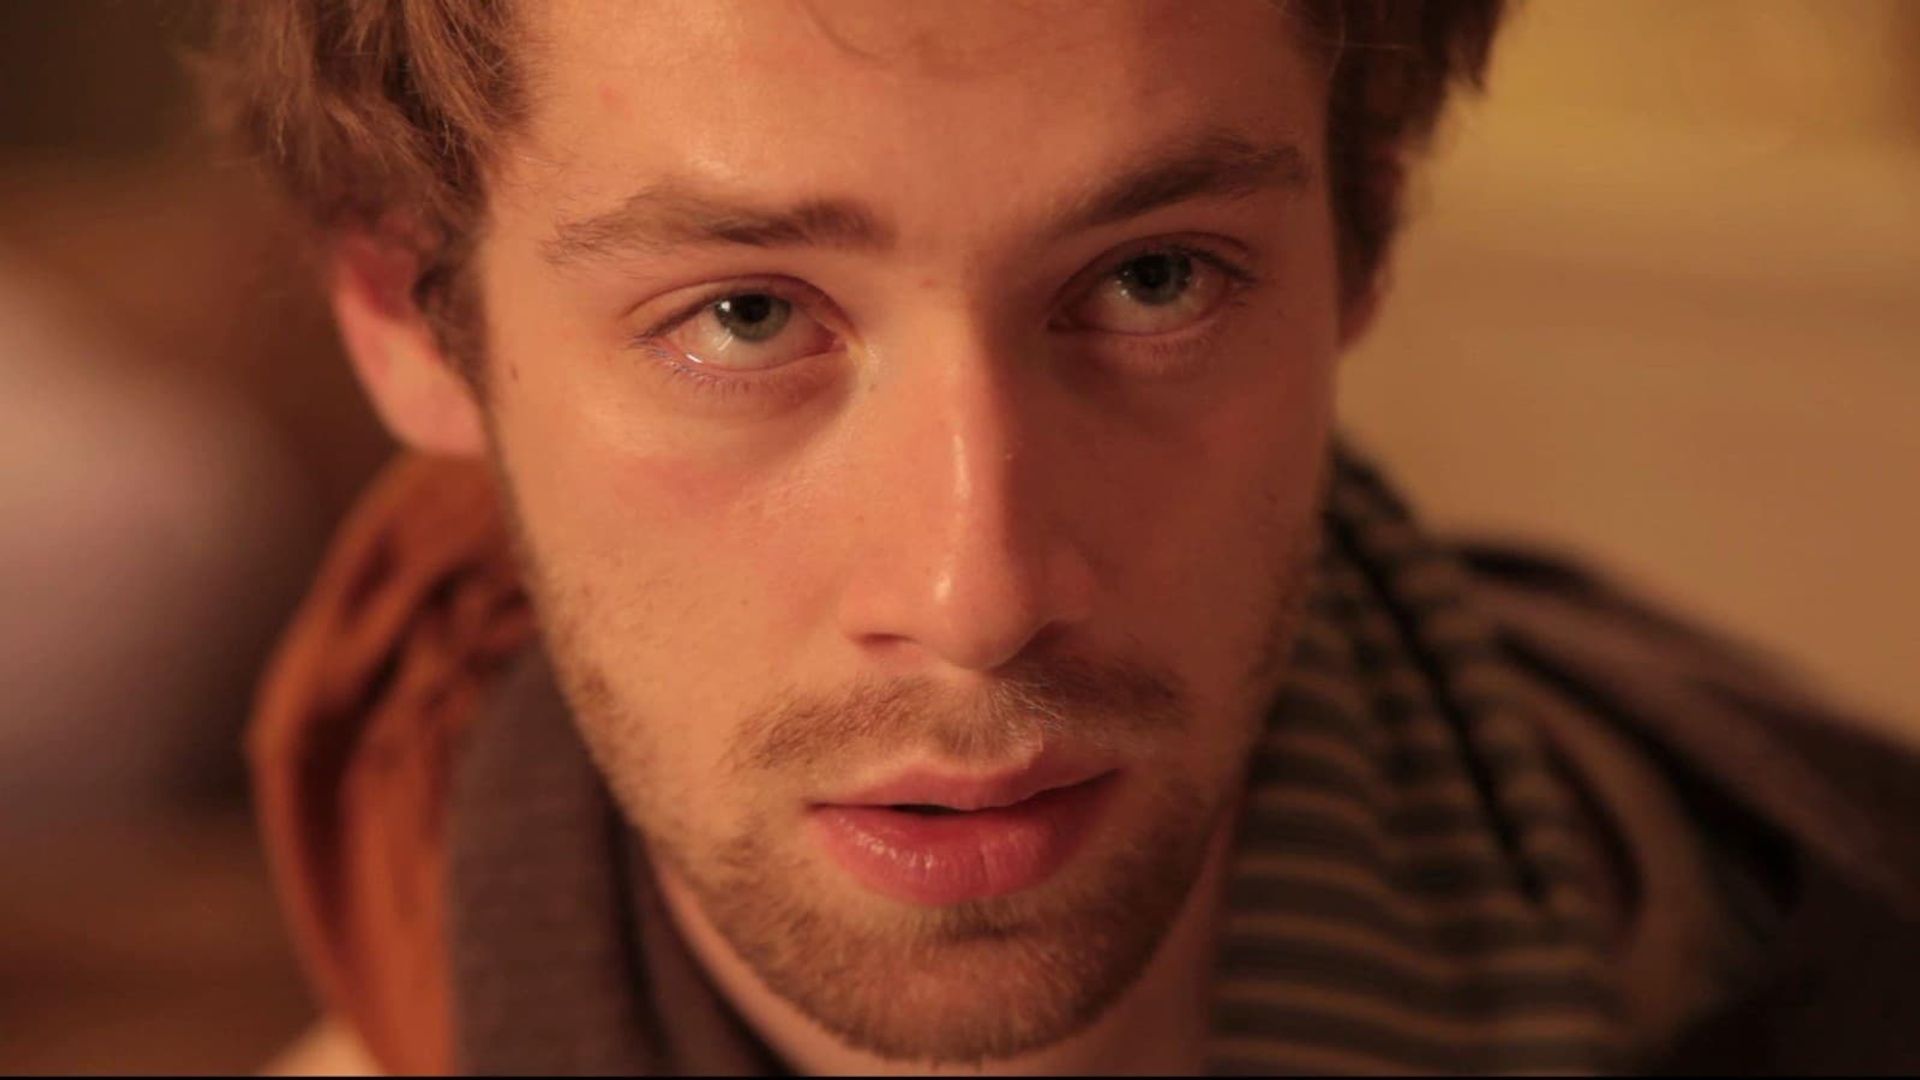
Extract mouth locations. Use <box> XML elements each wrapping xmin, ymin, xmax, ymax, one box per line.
<box><xmin>808</xmin><ymin>759</ymin><xmax>1120</xmax><ymax>906</ymax></box>
<box><xmin>821</xmin><ymin>755</ymin><xmax>1113</xmax><ymax>813</ymax></box>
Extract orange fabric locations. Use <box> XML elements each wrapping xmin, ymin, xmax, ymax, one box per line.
<box><xmin>249</xmin><ymin>454</ymin><xmax>533</xmax><ymax>1076</ymax></box>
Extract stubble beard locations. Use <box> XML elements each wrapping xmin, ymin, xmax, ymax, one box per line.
<box><xmin>504</xmin><ymin>476</ymin><xmax>1321</xmax><ymax>1066</ymax></box>
<box><xmin>660</xmin><ymin>768</ymin><xmax>1218</xmax><ymax>1065</ymax></box>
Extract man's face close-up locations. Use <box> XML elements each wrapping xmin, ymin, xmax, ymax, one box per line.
<box><xmin>473</xmin><ymin>0</ymin><xmax>1341</xmax><ymax>1064</ymax></box>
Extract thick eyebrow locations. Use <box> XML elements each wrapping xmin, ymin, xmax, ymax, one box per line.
<box><xmin>1049</xmin><ymin>130</ymin><xmax>1313</xmax><ymax>238</ymax></box>
<box><xmin>542</xmin><ymin>129</ymin><xmax>1311</xmax><ymax>268</ymax></box>
<box><xmin>544</xmin><ymin>191</ymin><xmax>894</xmax><ymax>265</ymax></box>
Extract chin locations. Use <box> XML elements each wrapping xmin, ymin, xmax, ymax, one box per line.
<box><xmin>662</xmin><ymin>775</ymin><xmax>1222</xmax><ymax>1066</ymax></box>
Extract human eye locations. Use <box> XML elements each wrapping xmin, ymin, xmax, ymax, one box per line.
<box><xmin>633</xmin><ymin>281</ymin><xmax>842</xmax><ymax>380</ymax></box>
<box><xmin>1053</xmin><ymin>242</ymin><xmax>1256</xmax><ymax>338</ymax></box>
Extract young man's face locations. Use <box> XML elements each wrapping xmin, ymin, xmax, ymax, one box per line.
<box><xmin>471</xmin><ymin>0</ymin><xmax>1339</xmax><ymax>1063</ymax></box>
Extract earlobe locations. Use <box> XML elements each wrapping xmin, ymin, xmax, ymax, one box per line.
<box><xmin>328</xmin><ymin>235</ymin><xmax>486</xmax><ymax>458</ymax></box>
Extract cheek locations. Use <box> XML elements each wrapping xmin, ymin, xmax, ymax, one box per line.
<box><xmin>477</xmin><ymin>249</ymin><xmax>863</xmax><ymax>782</ymax></box>
<box><xmin>488</xmin><ymin>284</ymin><xmax>813</xmax><ymax>601</ymax></box>
<box><xmin>507</xmin><ymin>429</ymin><xmax>830</xmax><ymax>666</ymax></box>
<box><xmin>497</xmin><ymin>418</ymin><xmax>827</xmax><ymax>829</ymax></box>
<box><xmin>1097</xmin><ymin>311</ymin><xmax>1335</xmax><ymax>689</ymax></box>
<box><xmin>487</xmin><ymin>335</ymin><xmax>844</xmax><ymax>752</ymax></box>
<box><xmin>1197</xmin><ymin>237</ymin><xmax>1342</xmax><ymax>537</ymax></box>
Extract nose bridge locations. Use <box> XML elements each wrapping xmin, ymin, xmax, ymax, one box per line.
<box><xmin>838</xmin><ymin>327</ymin><xmax>1090</xmax><ymax>672</ymax></box>
<box><xmin>932</xmin><ymin>359</ymin><xmax>1025</xmax><ymax>596</ymax></box>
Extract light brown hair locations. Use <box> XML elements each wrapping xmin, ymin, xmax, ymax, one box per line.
<box><xmin>208</xmin><ymin>0</ymin><xmax>1505</xmax><ymax>360</ymax></box>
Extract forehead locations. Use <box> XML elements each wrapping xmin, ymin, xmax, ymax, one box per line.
<box><xmin>503</xmin><ymin>0</ymin><xmax>1321</xmax><ymax>236</ymax></box>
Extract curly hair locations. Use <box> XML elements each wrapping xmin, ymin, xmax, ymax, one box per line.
<box><xmin>208</xmin><ymin>0</ymin><xmax>1504</xmax><ymax>359</ymax></box>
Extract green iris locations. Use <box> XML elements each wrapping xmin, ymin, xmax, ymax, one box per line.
<box><xmin>1116</xmin><ymin>252</ymin><xmax>1194</xmax><ymax>306</ymax></box>
<box><xmin>712</xmin><ymin>294</ymin><xmax>790</xmax><ymax>343</ymax></box>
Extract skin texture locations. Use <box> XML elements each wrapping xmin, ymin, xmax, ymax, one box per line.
<box><xmin>333</xmin><ymin>0</ymin><xmax>1351</xmax><ymax>1072</ymax></box>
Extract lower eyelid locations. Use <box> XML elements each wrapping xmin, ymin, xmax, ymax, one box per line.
<box><xmin>641</xmin><ymin>341</ymin><xmax>845</xmax><ymax>408</ymax></box>
<box><xmin>1093</xmin><ymin>293</ymin><xmax>1250</xmax><ymax>370</ymax></box>
<box><xmin>1066</xmin><ymin>263</ymin><xmax>1248</xmax><ymax>334</ymax></box>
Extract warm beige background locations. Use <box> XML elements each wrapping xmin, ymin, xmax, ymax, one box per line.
<box><xmin>1340</xmin><ymin>0</ymin><xmax>1920</xmax><ymax>733</ymax></box>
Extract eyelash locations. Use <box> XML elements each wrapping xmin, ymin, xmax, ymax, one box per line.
<box><xmin>626</xmin><ymin>242</ymin><xmax>1261</xmax><ymax>401</ymax></box>
<box><xmin>1125</xmin><ymin>243</ymin><xmax>1258</xmax><ymax>292</ymax></box>
<box><xmin>630</xmin><ymin>277</ymin><xmax>837</xmax><ymax>404</ymax></box>
<box><xmin>1065</xmin><ymin>243</ymin><xmax>1260</xmax><ymax>377</ymax></box>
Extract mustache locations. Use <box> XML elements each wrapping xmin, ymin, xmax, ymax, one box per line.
<box><xmin>727</xmin><ymin>651</ymin><xmax>1190</xmax><ymax>776</ymax></box>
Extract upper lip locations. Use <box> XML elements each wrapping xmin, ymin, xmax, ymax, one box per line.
<box><xmin>819</xmin><ymin>754</ymin><xmax>1113</xmax><ymax>812</ymax></box>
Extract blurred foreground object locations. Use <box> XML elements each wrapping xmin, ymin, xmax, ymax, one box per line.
<box><xmin>0</xmin><ymin>256</ymin><xmax>316</xmax><ymax>821</ymax></box>
<box><xmin>0</xmin><ymin>0</ymin><xmax>395</xmax><ymax>1072</ymax></box>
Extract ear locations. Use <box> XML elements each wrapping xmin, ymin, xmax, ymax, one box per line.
<box><xmin>328</xmin><ymin>234</ymin><xmax>486</xmax><ymax>457</ymax></box>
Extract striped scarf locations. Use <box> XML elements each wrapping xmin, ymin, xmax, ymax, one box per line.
<box><xmin>1207</xmin><ymin>450</ymin><xmax>1621</xmax><ymax>1073</ymax></box>
<box><xmin>448</xmin><ymin>446</ymin><xmax>1652</xmax><ymax>1075</ymax></box>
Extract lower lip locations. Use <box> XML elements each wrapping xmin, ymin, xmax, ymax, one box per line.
<box><xmin>809</xmin><ymin>772</ymin><xmax>1118</xmax><ymax>906</ymax></box>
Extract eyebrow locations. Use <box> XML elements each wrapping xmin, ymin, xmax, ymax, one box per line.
<box><xmin>545</xmin><ymin>192</ymin><xmax>893</xmax><ymax>265</ymax></box>
<box><xmin>1053</xmin><ymin>131</ymin><xmax>1312</xmax><ymax>238</ymax></box>
<box><xmin>542</xmin><ymin>129</ymin><xmax>1312</xmax><ymax>267</ymax></box>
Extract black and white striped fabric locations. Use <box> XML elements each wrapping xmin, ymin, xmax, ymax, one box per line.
<box><xmin>1208</xmin><ymin>450</ymin><xmax>1623</xmax><ymax>1073</ymax></box>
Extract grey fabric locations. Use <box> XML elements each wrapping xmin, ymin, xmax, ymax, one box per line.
<box><xmin>449</xmin><ymin>649</ymin><xmax>781</xmax><ymax>1075</ymax></box>
<box><xmin>1463</xmin><ymin>542</ymin><xmax>1920</xmax><ymax>915</ymax></box>
<box><xmin>447</xmin><ymin>651</ymin><xmax>659</xmax><ymax>1074</ymax></box>
<box><xmin>1460</xmin><ymin>541</ymin><xmax>1920</xmax><ymax>1073</ymax></box>
<box><xmin>1206</xmin><ymin>451</ymin><xmax>1631</xmax><ymax>1073</ymax></box>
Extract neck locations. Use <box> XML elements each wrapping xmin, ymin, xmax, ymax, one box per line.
<box><xmin>653</xmin><ymin>810</ymin><xmax>1240</xmax><ymax>1076</ymax></box>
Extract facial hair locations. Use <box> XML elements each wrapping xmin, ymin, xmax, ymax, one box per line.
<box><xmin>505</xmin><ymin>483</ymin><xmax>1320</xmax><ymax>1066</ymax></box>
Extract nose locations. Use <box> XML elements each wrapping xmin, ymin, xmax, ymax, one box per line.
<box><xmin>834</xmin><ymin>339</ymin><xmax>1096</xmax><ymax>674</ymax></box>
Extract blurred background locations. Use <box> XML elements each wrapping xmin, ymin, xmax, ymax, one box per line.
<box><xmin>0</xmin><ymin>0</ymin><xmax>1914</xmax><ymax>1071</ymax></box>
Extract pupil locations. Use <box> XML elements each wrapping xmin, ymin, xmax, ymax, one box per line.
<box><xmin>1120</xmin><ymin>252</ymin><xmax>1192</xmax><ymax>305</ymax></box>
<box><xmin>713</xmin><ymin>293</ymin><xmax>789</xmax><ymax>342</ymax></box>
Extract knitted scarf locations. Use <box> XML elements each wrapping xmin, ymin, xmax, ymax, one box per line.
<box><xmin>426</xmin><ymin>447</ymin><xmax>1755</xmax><ymax>1074</ymax></box>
